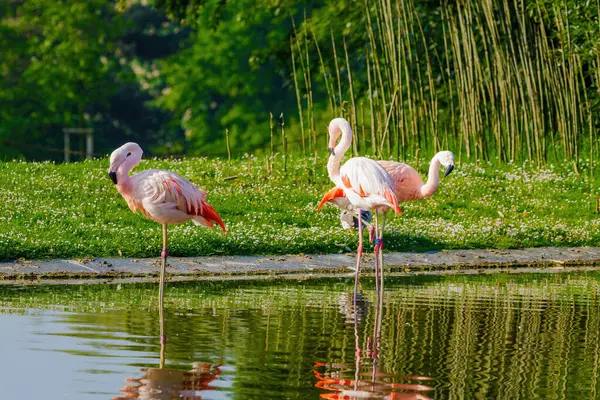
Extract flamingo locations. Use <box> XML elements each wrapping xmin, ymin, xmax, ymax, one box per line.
<box><xmin>319</xmin><ymin>150</ymin><xmax>455</xmax><ymax>240</ymax></box>
<box><xmin>322</xmin><ymin>118</ymin><xmax>400</xmax><ymax>304</ymax></box>
<box><xmin>107</xmin><ymin>142</ymin><xmax>225</xmax><ymax>344</ymax></box>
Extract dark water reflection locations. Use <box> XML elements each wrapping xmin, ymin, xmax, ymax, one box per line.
<box><xmin>0</xmin><ymin>272</ymin><xmax>599</xmax><ymax>399</ymax></box>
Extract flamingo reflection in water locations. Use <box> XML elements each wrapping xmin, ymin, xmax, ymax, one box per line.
<box><xmin>338</xmin><ymin>291</ymin><xmax>370</xmax><ymax>326</ymax></box>
<box><xmin>113</xmin><ymin>300</ymin><xmax>222</xmax><ymax>400</ymax></box>
<box><xmin>315</xmin><ymin>286</ymin><xmax>434</xmax><ymax>400</ymax></box>
<box><xmin>113</xmin><ymin>362</ymin><xmax>223</xmax><ymax>400</ymax></box>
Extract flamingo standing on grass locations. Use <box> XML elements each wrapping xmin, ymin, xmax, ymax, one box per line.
<box><xmin>319</xmin><ymin>151</ymin><xmax>455</xmax><ymax>236</ymax></box>
<box><xmin>108</xmin><ymin>142</ymin><xmax>226</xmax><ymax>344</ymax></box>
<box><xmin>322</xmin><ymin>118</ymin><xmax>400</xmax><ymax>304</ymax></box>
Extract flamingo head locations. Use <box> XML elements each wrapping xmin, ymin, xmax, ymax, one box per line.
<box><xmin>340</xmin><ymin>210</ymin><xmax>372</xmax><ymax>230</ymax></box>
<box><xmin>327</xmin><ymin>118</ymin><xmax>351</xmax><ymax>156</ymax></box>
<box><xmin>436</xmin><ymin>151</ymin><xmax>455</xmax><ymax>177</ymax></box>
<box><xmin>108</xmin><ymin>142</ymin><xmax>143</xmax><ymax>184</ymax></box>
<box><xmin>327</xmin><ymin>125</ymin><xmax>341</xmax><ymax>156</ymax></box>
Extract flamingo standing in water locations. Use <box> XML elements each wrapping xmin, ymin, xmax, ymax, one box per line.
<box><xmin>108</xmin><ymin>142</ymin><xmax>226</xmax><ymax>343</ymax></box>
<box><xmin>322</xmin><ymin>118</ymin><xmax>400</xmax><ymax>303</ymax></box>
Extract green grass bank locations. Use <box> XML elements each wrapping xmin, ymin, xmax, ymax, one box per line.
<box><xmin>0</xmin><ymin>154</ymin><xmax>599</xmax><ymax>261</ymax></box>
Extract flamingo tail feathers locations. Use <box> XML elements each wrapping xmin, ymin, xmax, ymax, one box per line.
<box><xmin>193</xmin><ymin>200</ymin><xmax>226</xmax><ymax>233</ymax></box>
<box><xmin>317</xmin><ymin>187</ymin><xmax>346</xmax><ymax>210</ymax></box>
<box><xmin>384</xmin><ymin>189</ymin><xmax>401</xmax><ymax>215</ymax></box>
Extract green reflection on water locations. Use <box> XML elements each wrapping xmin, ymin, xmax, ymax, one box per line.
<box><xmin>0</xmin><ymin>272</ymin><xmax>599</xmax><ymax>399</ymax></box>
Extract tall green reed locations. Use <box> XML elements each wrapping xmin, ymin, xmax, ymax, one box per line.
<box><xmin>288</xmin><ymin>0</ymin><xmax>599</xmax><ymax>172</ymax></box>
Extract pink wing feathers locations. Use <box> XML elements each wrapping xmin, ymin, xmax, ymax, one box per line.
<box><xmin>130</xmin><ymin>169</ymin><xmax>226</xmax><ymax>232</ymax></box>
<box><xmin>377</xmin><ymin>161</ymin><xmax>425</xmax><ymax>202</ymax></box>
<box><xmin>318</xmin><ymin>159</ymin><xmax>428</xmax><ymax>211</ymax></box>
<box><xmin>317</xmin><ymin>187</ymin><xmax>346</xmax><ymax>211</ymax></box>
<box><xmin>339</xmin><ymin>157</ymin><xmax>400</xmax><ymax>214</ymax></box>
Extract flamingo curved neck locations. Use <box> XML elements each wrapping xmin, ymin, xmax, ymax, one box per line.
<box><xmin>419</xmin><ymin>157</ymin><xmax>441</xmax><ymax>198</ymax></box>
<box><xmin>116</xmin><ymin>168</ymin><xmax>131</xmax><ymax>187</ymax></box>
<box><xmin>116</xmin><ymin>156</ymin><xmax>141</xmax><ymax>189</ymax></box>
<box><xmin>327</xmin><ymin>123</ymin><xmax>352</xmax><ymax>186</ymax></box>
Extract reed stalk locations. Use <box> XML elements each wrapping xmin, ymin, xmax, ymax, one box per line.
<box><xmin>331</xmin><ymin>29</ymin><xmax>343</xmax><ymax>118</ymax></box>
<box><xmin>269</xmin><ymin>112</ymin><xmax>274</xmax><ymax>172</ymax></box>
<box><xmin>289</xmin><ymin>26</ymin><xmax>305</xmax><ymax>155</ymax></box>
<box><xmin>280</xmin><ymin>113</ymin><xmax>287</xmax><ymax>173</ymax></box>
<box><xmin>312</xmin><ymin>29</ymin><xmax>335</xmax><ymax>118</ymax></box>
<box><xmin>285</xmin><ymin>0</ymin><xmax>599</xmax><ymax>172</ymax></box>
<box><xmin>225</xmin><ymin>128</ymin><xmax>231</xmax><ymax>164</ymax></box>
<box><xmin>303</xmin><ymin>10</ymin><xmax>316</xmax><ymax>161</ymax></box>
<box><xmin>343</xmin><ymin>36</ymin><xmax>358</xmax><ymax>156</ymax></box>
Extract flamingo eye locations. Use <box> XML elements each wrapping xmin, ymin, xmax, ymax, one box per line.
<box><xmin>126</xmin><ymin>152</ymin><xmax>132</xmax><ymax>157</ymax></box>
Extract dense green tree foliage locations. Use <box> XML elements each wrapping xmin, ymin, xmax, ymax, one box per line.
<box><xmin>156</xmin><ymin>0</ymin><xmax>304</xmax><ymax>153</ymax></box>
<box><xmin>0</xmin><ymin>0</ymin><xmax>184</xmax><ymax>160</ymax></box>
<box><xmin>1</xmin><ymin>0</ymin><xmax>599</xmax><ymax>165</ymax></box>
<box><xmin>1</xmin><ymin>0</ymin><xmax>122</xmax><ymax>158</ymax></box>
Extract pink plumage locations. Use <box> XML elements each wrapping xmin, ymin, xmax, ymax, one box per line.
<box><xmin>319</xmin><ymin>152</ymin><xmax>455</xmax><ymax>213</ymax></box>
<box><xmin>108</xmin><ymin>142</ymin><xmax>225</xmax><ymax>232</ymax></box>
<box><xmin>339</xmin><ymin>157</ymin><xmax>400</xmax><ymax>214</ymax></box>
<box><xmin>377</xmin><ymin>161</ymin><xmax>426</xmax><ymax>202</ymax></box>
<box><xmin>321</xmin><ymin>118</ymin><xmax>401</xmax><ymax>303</ymax></box>
<box><xmin>325</xmin><ymin>118</ymin><xmax>400</xmax><ymax>215</ymax></box>
<box><xmin>108</xmin><ymin>142</ymin><xmax>225</xmax><ymax>344</ymax></box>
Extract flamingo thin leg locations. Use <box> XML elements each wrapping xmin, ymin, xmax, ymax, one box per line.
<box><xmin>159</xmin><ymin>297</ymin><xmax>166</xmax><ymax>369</ymax></box>
<box><xmin>374</xmin><ymin>211</ymin><xmax>380</xmax><ymax>296</ymax></box>
<box><xmin>373</xmin><ymin>210</ymin><xmax>383</xmax><ymax>347</ymax></box>
<box><xmin>353</xmin><ymin>209</ymin><xmax>364</xmax><ymax>307</ymax></box>
<box><xmin>353</xmin><ymin>295</ymin><xmax>361</xmax><ymax>391</ymax></box>
<box><xmin>371</xmin><ymin>265</ymin><xmax>384</xmax><ymax>384</ymax></box>
<box><xmin>159</xmin><ymin>223</ymin><xmax>168</xmax><ymax>346</ymax></box>
<box><xmin>378</xmin><ymin>212</ymin><xmax>386</xmax><ymax>297</ymax></box>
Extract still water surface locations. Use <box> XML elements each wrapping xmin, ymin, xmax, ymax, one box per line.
<box><xmin>0</xmin><ymin>272</ymin><xmax>599</xmax><ymax>399</ymax></box>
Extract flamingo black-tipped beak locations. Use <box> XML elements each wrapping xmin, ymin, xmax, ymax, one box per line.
<box><xmin>444</xmin><ymin>164</ymin><xmax>454</xmax><ymax>178</ymax></box>
<box><xmin>109</xmin><ymin>171</ymin><xmax>118</xmax><ymax>184</ymax></box>
<box><xmin>328</xmin><ymin>147</ymin><xmax>335</xmax><ymax>156</ymax></box>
